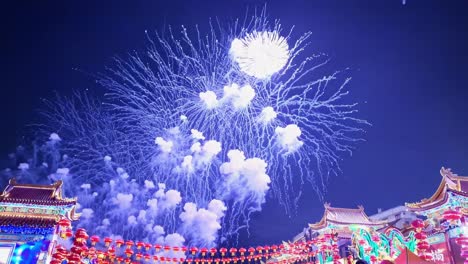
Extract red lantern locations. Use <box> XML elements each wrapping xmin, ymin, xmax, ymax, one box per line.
<box><xmin>70</xmin><ymin>246</ymin><xmax>83</xmax><ymax>255</ymax></box>
<box><xmin>155</xmin><ymin>244</ymin><xmax>163</xmax><ymax>252</ymax></box>
<box><xmin>164</xmin><ymin>245</ymin><xmax>171</xmax><ymax>251</ymax></box>
<box><xmin>108</xmin><ymin>247</ymin><xmax>116</xmax><ymax>254</ymax></box>
<box><xmin>200</xmin><ymin>247</ymin><xmax>208</xmax><ymax>256</ymax></box>
<box><xmin>239</xmin><ymin>248</ymin><xmax>247</xmax><ymax>256</ymax></box>
<box><xmin>191</xmin><ymin>246</ymin><xmax>199</xmax><ymax>255</ymax></box>
<box><xmin>52</xmin><ymin>252</ymin><xmax>65</xmax><ymax>261</ymax></box>
<box><xmin>90</xmin><ymin>235</ymin><xmax>100</xmax><ymax>246</ymax></box>
<box><xmin>58</xmin><ymin>218</ymin><xmax>71</xmax><ymax>230</ymax></box>
<box><xmin>124</xmin><ymin>248</ymin><xmax>134</xmax><ymax>257</ymax></box>
<box><xmin>116</xmin><ymin>239</ymin><xmax>124</xmax><ymax>248</ymax></box>
<box><xmin>64</xmin><ymin>229</ymin><xmax>73</xmax><ymax>238</ymax></box>
<box><xmin>145</xmin><ymin>243</ymin><xmax>152</xmax><ymax>251</ymax></box>
<box><xmin>229</xmin><ymin>248</ymin><xmax>238</xmax><ymax>256</ymax></box>
<box><xmin>415</xmin><ymin>232</ymin><xmax>428</xmax><ymax>240</ymax></box>
<box><xmin>417</xmin><ymin>241</ymin><xmax>430</xmax><ymax>251</ymax></box>
<box><xmin>248</xmin><ymin>247</ymin><xmax>255</xmax><ymax>255</ymax></box>
<box><xmin>443</xmin><ymin>209</ymin><xmax>462</xmax><ymax>224</ymax></box>
<box><xmin>135</xmin><ymin>253</ymin><xmax>143</xmax><ymax>260</ymax></box>
<box><xmin>68</xmin><ymin>253</ymin><xmax>82</xmax><ymax>263</ymax></box>
<box><xmin>271</xmin><ymin>245</ymin><xmax>278</xmax><ymax>252</ymax></box>
<box><xmin>136</xmin><ymin>241</ymin><xmax>145</xmax><ymax>250</ymax></box>
<box><xmin>219</xmin><ymin>247</ymin><xmax>227</xmax><ymax>256</ymax></box>
<box><xmin>411</xmin><ymin>219</ymin><xmax>425</xmax><ymax>230</ymax></box>
<box><xmin>210</xmin><ymin>248</ymin><xmax>217</xmax><ymax>256</ymax></box>
<box><xmin>104</xmin><ymin>237</ymin><xmax>113</xmax><ymax>247</ymax></box>
<box><xmin>153</xmin><ymin>256</ymin><xmax>159</xmax><ymax>261</ymax></box>
<box><xmin>81</xmin><ymin>245</ymin><xmax>88</xmax><ymax>255</ymax></box>
<box><xmin>256</xmin><ymin>246</ymin><xmax>263</xmax><ymax>253</ymax></box>
<box><xmin>96</xmin><ymin>250</ymin><xmax>105</xmax><ymax>259</ymax></box>
<box><xmin>125</xmin><ymin>240</ymin><xmax>134</xmax><ymax>249</ymax></box>
<box><xmin>88</xmin><ymin>247</ymin><xmax>96</xmax><ymax>254</ymax></box>
<box><xmin>55</xmin><ymin>245</ymin><xmax>67</xmax><ymax>253</ymax></box>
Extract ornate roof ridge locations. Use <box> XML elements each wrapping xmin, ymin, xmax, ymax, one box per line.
<box><xmin>324</xmin><ymin>202</ymin><xmax>365</xmax><ymax>212</ymax></box>
<box><xmin>0</xmin><ymin>178</ymin><xmax>78</xmax><ymax>203</ymax></box>
<box><xmin>6</xmin><ymin>178</ymin><xmax>62</xmax><ymax>189</ymax></box>
<box><xmin>309</xmin><ymin>203</ymin><xmax>387</xmax><ymax>230</ymax></box>
<box><xmin>406</xmin><ymin>167</ymin><xmax>467</xmax><ymax>210</ymax></box>
<box><xmin>0</xmin><ymin>197</ymin><xmax>77</xmax><ymax>204</ymax></box>
<box><xmin>0</xmin><ymin>212</ymin><xmax>60</xmax><ymax>221</ymax></box>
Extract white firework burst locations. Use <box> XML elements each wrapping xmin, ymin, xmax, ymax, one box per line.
<box><xmin>230</xmin><ymin>31</ymin><xmax>290</xmax><ymax>79</ymax></box>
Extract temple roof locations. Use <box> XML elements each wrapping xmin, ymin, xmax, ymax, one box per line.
<box><xmin>309</xmin><ymin>203</ymin><xmax>387</xmax><ymax>231</ymax></box>
<box><xmin>406</xmin><ymin>167</ymin><xmax>468</xmax><ymax>211</ymax></box>
<box><xmin>0</xmin><ymin>215</ymin><xmax>57</xmax><ymax>228</ymax></box>
<box><xmin>0</xmin><ymin>179</ymin><xmax>77</xmax><ymax>206</ymax></box>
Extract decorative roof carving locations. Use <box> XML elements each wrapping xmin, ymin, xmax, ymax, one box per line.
<box><xmin>309</xmin><ymin>204</ymin><xmax>387</xmax><ymax>230</ymax></box>
<box><xmin>0</xmin><ymin>179</ymin><xmax>80</xmax><ymax>228</ymax></box>
<box><xmin>406</xmin><ymin>167</ymin><xmax>468</xmax><ymax>211</ymax></box>
<box><xmin>0</xmin><ymin>178</ymin><xmax>77</xmax><ymax>206</ymax></box>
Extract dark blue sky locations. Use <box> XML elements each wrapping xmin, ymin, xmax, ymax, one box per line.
<box><xmin>1</xmin><ymin>1</ymin><xmax>468</xmax><ymax>245</ymax></box>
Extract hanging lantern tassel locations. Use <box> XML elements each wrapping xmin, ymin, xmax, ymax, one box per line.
<box><xmin>155</xmin><ymin>244</ymin><xmax>163</xmax><ymax>252</ymax></box>
<box><xmin>230</xmin><ymin>248</ymin><xmax>237</xmax><ymax>256</ymax></box>
<box><xmin>191</xmin><ymin>247</ymin><xmax>199</xmax><ymax>255</ymax></box>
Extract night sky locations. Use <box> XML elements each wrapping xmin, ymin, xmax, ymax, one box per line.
<box><xmin>1</xmin><ymin>1</ymin><xmax>468</xmax><ymax>246</ymax></box>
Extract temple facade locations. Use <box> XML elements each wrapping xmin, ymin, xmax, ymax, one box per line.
<box><xmin>294</xmin><ymin>167</ymin><xmax>467</xmax><ymax>264</ymax></box>
<box><xmin>404</xmin><ymin>167</ymin><xmax>467</xmax><ymax>264</ymax></box>
<box><xmin>0</xmin><ymin>179</ymin><xmax>78</xmax><ymax>264</ymax></box>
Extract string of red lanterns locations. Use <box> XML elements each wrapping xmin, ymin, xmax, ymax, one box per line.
<box><xmin>53</xmin><ymin>211</ymin><xmax>465</xmax><ymax>264</ymax></box>
<box><xmin>50</xmin><ymin>227</ymin><xmax>325</xmax><ymax>264</ymax></box>
<box><xmin>411</xmin><ymin>219</ymin><xmax>431</xmax><ymax>261</ymax></box>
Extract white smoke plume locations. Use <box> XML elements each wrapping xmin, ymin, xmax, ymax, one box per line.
<box><xmin>275</xmin><ymin>124</ymin><xmax>304</xmax><ymax>153</ymax></box>
<box><xmin>258</xmin><ymin>106</ymin><xmax>277</xmax><ymax>124</ymax></box>
<box><xmin>179</xmin><ymin>200</ymin><xmax>226</xmax><ymax>247</ymax></box>
<box><xmin>220</xmin><ymin>149</ymin><xmax>271</xmax><ymax>210</ymax></box>
<box><xmin>155</xmin><ymin>137</ymin><xmax>174</xmax><ymax>153</ymax></box>
<box><xmin>222</xmin><ymin>83</ymin><xmax>256</xmax><ymax>109</ymax></box>
<box><xmin>199</xmin><ymin>91</ymin><xmax>218</xmax><ymax>109</ymax></box>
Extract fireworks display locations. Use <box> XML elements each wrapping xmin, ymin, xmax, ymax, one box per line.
<box><xmin>2</xmin><ymin>13</ymin><xmax>367</xmax><ymax>247</ymax></box>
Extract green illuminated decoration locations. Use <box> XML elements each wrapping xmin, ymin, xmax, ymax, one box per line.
<box><xmin>352</xmin><ymin>228</ymin><xmax>417</xmax><ymax>261</ymax></box>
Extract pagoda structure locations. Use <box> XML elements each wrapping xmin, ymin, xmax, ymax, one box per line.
<box><xmin>0</xmin><ymin>179</ymin><xmax>79</xmax><ymax>264</ymax></box>
<box><xmin>404</xmin><ymin>167</ymin><xmax>467</xmax><ymax>264</ymax></box>
<box><xmin>405</xmin><ymin>167</ymin><xmax>467</xmax><ymax>217</ymax></box>
<box><xmin>305</xmin><ymin>203</ymin><xmax>388</xmax><ymax>261</ymax></box>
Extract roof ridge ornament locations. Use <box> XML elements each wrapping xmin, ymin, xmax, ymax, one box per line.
<box><xmin>440</xmin><ymin>167</ymin><xmax>458</xmax><ymax>190</ymax></box>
